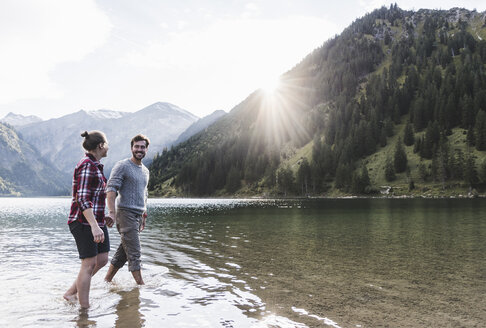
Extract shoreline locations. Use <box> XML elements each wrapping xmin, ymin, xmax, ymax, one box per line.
<box><xmin>2</xmin><ymin>192</ymin><xmax>485</xmax><ymax>200</ymax></box>
<box><xmin>146</xmin><ymin>193</ymin><xmax>486</xmax><ymax>200</ymax></box>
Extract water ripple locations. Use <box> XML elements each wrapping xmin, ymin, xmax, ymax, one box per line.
<box><xmin>2</xmin><ymin>197</ymin><xmax>485</xmax><ymax>327</ymax></box>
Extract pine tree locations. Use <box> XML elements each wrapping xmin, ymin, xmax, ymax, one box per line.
<box><xmin>403</xmin><ymin>121</ymin><xmax>415</xmax><ymax>146</ymax></box>
<box><xmin>379</xmin><ymin>128</ymin><xmax>388</xmax><ymax>147</ymax></box>
<box><xmin>297</xmin><ymin>158</ymin><xmax>311</xmax><ymax>195</ymax></box>
<box><xmin>351</xmin><ymin>165</ymin><xmax>371</xmax><ymax>194</ymax></box>
<box><xmin>449</xmin><ymin>150</ymin><xmax>464</xmax><ymax>180</ymax></box>
<box><xmin>461</xmin><ymin>95</ymin><xmax>475</xmax><ymax>128</ymax></box>
<box><xmin>383</xmin><ymin>117</ymin><xmax>394</xmax><ymax>137</ymax></box>
<box><xmin>474</xmin><ymin>110</ymin><xmax>486</xmax><ymax>150</ymax></box>
<box><xmin>385</xmin><ymin>157</ymin><xmax>396</xmax><ymax>181</ymax></box>
<box><xmin>277</xmin><ymin>166</ymin><xmax>295</xmax><ymax>196</ymax></box>
<box><xmin>263</xmin><ymin>166</ymin><xmax>277</xmax><ymax>188</ymax></box>
<box><xmin>225</xmin><ymin>166</ymin><xmax>241</xmax><ymax>193</ymax></box>
<box><xmin>394</xmin><ymin>137</ymin><xmax>408</xmax><ymax>173</ymax></box>
<box><xmin>413</xmin><ymin>135</ymin><xmax>422</xmax><ymax>154</ymax></box>
<box><xmin>408</xmin><ymin>175</ymin><xmax>415</xmax><ymax>191</ymax></box>
<box><xmin>435</xmin><ymin>138</ymin><xmax>450</xmax><ymax>188</ymax></box>
<box><xmin>418</xmin><ymin>162</ymin><xmax>429</xmax><ymax>182</ymax></box>
<box><xmin>412</xmin><ymin>96</ymin><xmax>425</xmax><ymax>131</ymax></box>
<box><xmin>420</xmin><ymin>121</ymin><xmax>440</xmax><ymax>159</ymax></box>
<box><xmin>361</xmin><ymin>165</ymin><xmax>371</xmax><ymax>192</ymax></box>
<box><xmin>478</xmin><ymin>159</ymin><xmax>486</xmax><ymax>184</ymax></box>
<box><xmin>464</xmin><ymin>154</ymin><xmax>478</xmax><ymax>187</ymax></box>
<box><xmin>335</xmin><ymin>162</ymin><xmax>352</xmax><ymax>191</ymax></box>
<box><xmin>467</xmin><ymin>127</ymin><xmax>475</xmax><ymax>147</ymax></box>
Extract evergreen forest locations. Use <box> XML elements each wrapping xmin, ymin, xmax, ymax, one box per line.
<box><xmin>149</xmin><ymin>5</ymin><xmax>486</xmax><ymax>197</ymax></box>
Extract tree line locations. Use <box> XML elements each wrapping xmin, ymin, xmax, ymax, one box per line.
<box><xmin>149</xmin><ymin>5</ymin><xmax>486</xmax><ymax>196</ymax></box>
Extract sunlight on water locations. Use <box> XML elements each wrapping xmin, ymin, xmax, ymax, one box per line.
<box><xmin>0</xmin><ymin>197</ymin><xmax>313</xmax><ymax>328</ymax></box>
<box><xmin>1</xmin><ymin>197</ymin><xmax>485</xmax><ymax>327</ymax></box>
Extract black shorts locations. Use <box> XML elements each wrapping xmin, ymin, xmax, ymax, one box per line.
<box><xmin>69</xmin><ymin>220</ymin><xmax>110</xmax><ymax>259</ymax></box>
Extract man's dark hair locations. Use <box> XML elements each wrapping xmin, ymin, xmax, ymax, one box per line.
<box><xmin>131</xmin><ymin>134</ymin><xmax>150</xmax><ymax>147</ymax></box>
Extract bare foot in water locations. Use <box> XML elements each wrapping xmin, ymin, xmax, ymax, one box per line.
<box><xmin>64</xmin><ymin>283</ymin><xmax>78</xmax><ymax>302</ymax></box>
<box><xmin>63</xmin><ymin>292</ymin><xmax>78</xmax><ymax>302</ymax></box>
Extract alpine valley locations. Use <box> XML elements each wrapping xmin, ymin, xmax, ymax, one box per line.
<box><xmin>16</xmin><ymin>102</ymin><xmax>198</xmax><ymax>175</ymax></box>
<box><xmin>0</xmin><ymin>102</ymin><xmax>226</xmax><ymax>196</ymax></box>
<box><xmin>4</xmin><ymin>6</ymin><xmax>486</xmax><ymax>198</ymax></box>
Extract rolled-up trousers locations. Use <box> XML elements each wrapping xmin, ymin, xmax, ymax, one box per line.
<box><xmin>111</xmin><ymin>208</ymin><xmax>143</xmax><ymax>272</ymax></box>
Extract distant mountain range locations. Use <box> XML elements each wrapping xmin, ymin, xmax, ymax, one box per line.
<box><xmin>171</xmin><ymin>110</ymin><xmax>226</xmax><ymax>146</ymax></box>
<box><xmin>1</xmin><ymin>112</ymin><xmax>42</xmax><ymax>127</ymax></box>
<box><xmin>0</xmin><ymin>122</ymin><xmax>69</xmax><ymax>196</ymax></box>
<box><xmin>0</xmin><ymin>102</ymin><xmax>227</xmax><ymax>195</ymax></box>
<box><xmin>17</xmin><ymin>102</ymin><xmax>198</xmax><ymax>174</ymax></box>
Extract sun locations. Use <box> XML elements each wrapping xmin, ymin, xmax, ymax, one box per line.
<box><xmin>260</xmin><ymin>76</ymin><xmax>281</xmax><ymax>95</ymax></box>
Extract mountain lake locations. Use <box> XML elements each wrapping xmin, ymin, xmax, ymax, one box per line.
<box><xmin>0</xmin><ymin>197</ymin><xmax>484</xmax><ymax>327</ymax></box>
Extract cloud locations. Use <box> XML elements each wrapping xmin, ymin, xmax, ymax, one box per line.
<box><xmin>121</xmin><ymin>16</ymin><xmax>337</xmax><ymax>76</ymax></box>
<box><xmin>242</xmin><ymin>2</ymin><xmax>261</xmax><ymax>18</ymax></box>
<box><xmin>117</xmin><ymin>15</ymin><xmax>338</xmax><ymax>113</ymax></box>
<box><xmin>0</xmin><ymin>0</ymin><xmax>112</xmax><ymax>104</ymax></box>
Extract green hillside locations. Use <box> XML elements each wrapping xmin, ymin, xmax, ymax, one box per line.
<box><xmin>149</xmin><ymin>5</ymin><xmax>486</xmax><ymax>197</ymax></box>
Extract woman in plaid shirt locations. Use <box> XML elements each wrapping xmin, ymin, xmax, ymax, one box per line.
<box><xmin>64</xmin><ymin>130</ymin><xmax>112</xmax><ymax>308</ymax></box>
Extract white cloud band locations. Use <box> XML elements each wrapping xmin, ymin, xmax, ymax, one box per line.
<box><xmin>0</xmin><ymin>0</ymin><xmax>112</xmax><ymax>103</ymax></box>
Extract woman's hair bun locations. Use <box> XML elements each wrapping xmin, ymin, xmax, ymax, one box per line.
<box><xmin>81</xmin><ymin>130</ymin><xmax>106</xmax><ymax>151</ymax></box>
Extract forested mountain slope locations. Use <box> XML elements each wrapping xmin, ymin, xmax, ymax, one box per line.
<box><xmin>149</xmin><ymin>5</ymin><xmax>486</xmax><ymax>197</ymax></box>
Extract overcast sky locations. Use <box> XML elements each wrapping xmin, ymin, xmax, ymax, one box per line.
<box><xmin>1</xmin><ymin>0</ymin><xmax>486</xmax><ymax>120</ymax></box>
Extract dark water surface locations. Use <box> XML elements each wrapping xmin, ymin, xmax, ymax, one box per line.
<box><xmin>0</xmin><ymin>198</ymin><xmax>484</xmax><ymax>327</ymax></box>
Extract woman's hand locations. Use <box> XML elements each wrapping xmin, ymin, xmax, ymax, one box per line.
<box><xmin>91</xmin><ymin>224</ymin><xmax>105</xmax><ymax>243</ymax></box>
<box><xmin>82</xmin><ymin>207</ymin><xmax>105</xmax><ymax>243</ymax></box>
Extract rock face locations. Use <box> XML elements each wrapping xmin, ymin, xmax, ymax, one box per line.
<box><xmin>18</xmin><ymin>102</ymin><xmax>198</xmax><ymax>174</ymax></box>
<box><xmin>0</xmin><ymin>122</ymin><xmax>69</xmax><ymax>196</ymax></box>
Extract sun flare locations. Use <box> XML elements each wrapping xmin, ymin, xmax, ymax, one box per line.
<box><xmin>260</xmin><ymin>76</ymin><xmax>281</xmax><ymax>95</ymax></box>
<box><xmin>252</xmin><ymin>76</ymin><xmax>311</xmax><ymax>152</ymax></box>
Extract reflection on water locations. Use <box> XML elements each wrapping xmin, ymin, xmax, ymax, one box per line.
<box><xmin>0</xmin><ymin>197</ymin><xmax>485</xmax><ymax>327</ymax></box>
<box><xmin>115</xmin><ymin>288</ymin><xmax>144</xmax><ymax>328</ymax></box>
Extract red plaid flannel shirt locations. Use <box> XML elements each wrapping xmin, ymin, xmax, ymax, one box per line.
<box><xmin>68</xmin><ymin>153</ymin><xmax>107</xmax><ymax>226</ymax></box>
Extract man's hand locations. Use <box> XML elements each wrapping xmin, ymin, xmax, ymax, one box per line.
<box><xmin>140</xmin><ymin>212</ymin><xmax>147</xmax><ymax>232</ymax></box>
<box><xmin>105</xmin><ymin>215</ymin><xmax>115</xmax><ymax>228</ymax></box>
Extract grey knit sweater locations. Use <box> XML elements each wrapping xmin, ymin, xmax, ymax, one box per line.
<box><xmin>106</xmin><ymin>158</ymin><xmax>149</xmax><ymax>214</ymax></box>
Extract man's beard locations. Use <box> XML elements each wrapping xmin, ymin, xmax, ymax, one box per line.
<box><xmin>132</xmin><ymin>151</ymin><xmax>145</xmax><ymax>160</ymax></box>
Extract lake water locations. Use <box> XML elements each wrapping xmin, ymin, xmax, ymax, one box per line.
<box><xmin>0</xmin><ymin>197</ymin><xmax>484</xmax><ymax>328</ymax></box>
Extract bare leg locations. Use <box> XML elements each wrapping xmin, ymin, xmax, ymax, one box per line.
<box><xmin>131</xmin><ymin>270</ymin><xmax>144</xmax><ymax>285</ymax></box>
<box><xmin>76</xmin><ymin>257</ymin><xmax>97</xmax><ymax>308</ymax></box>
<box><xmin>104</xmin><ymin>264</ymin><xmax>122</xmax><ymax>282</ymax></box>
<box><xmin>105</xmin><ymin>240</ymin><xmax>128</xmax><ymax>283</ymax></box>
<box><xmin>64</xmin><ymin>253</ymin><xmax>109</xmax><ymax>302</ymax></box>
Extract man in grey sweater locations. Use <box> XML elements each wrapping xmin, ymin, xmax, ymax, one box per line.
<box><xmin>104</xmin><ymin>134</ymin><xmax>150</xmax><ymax>285</ymax></box>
